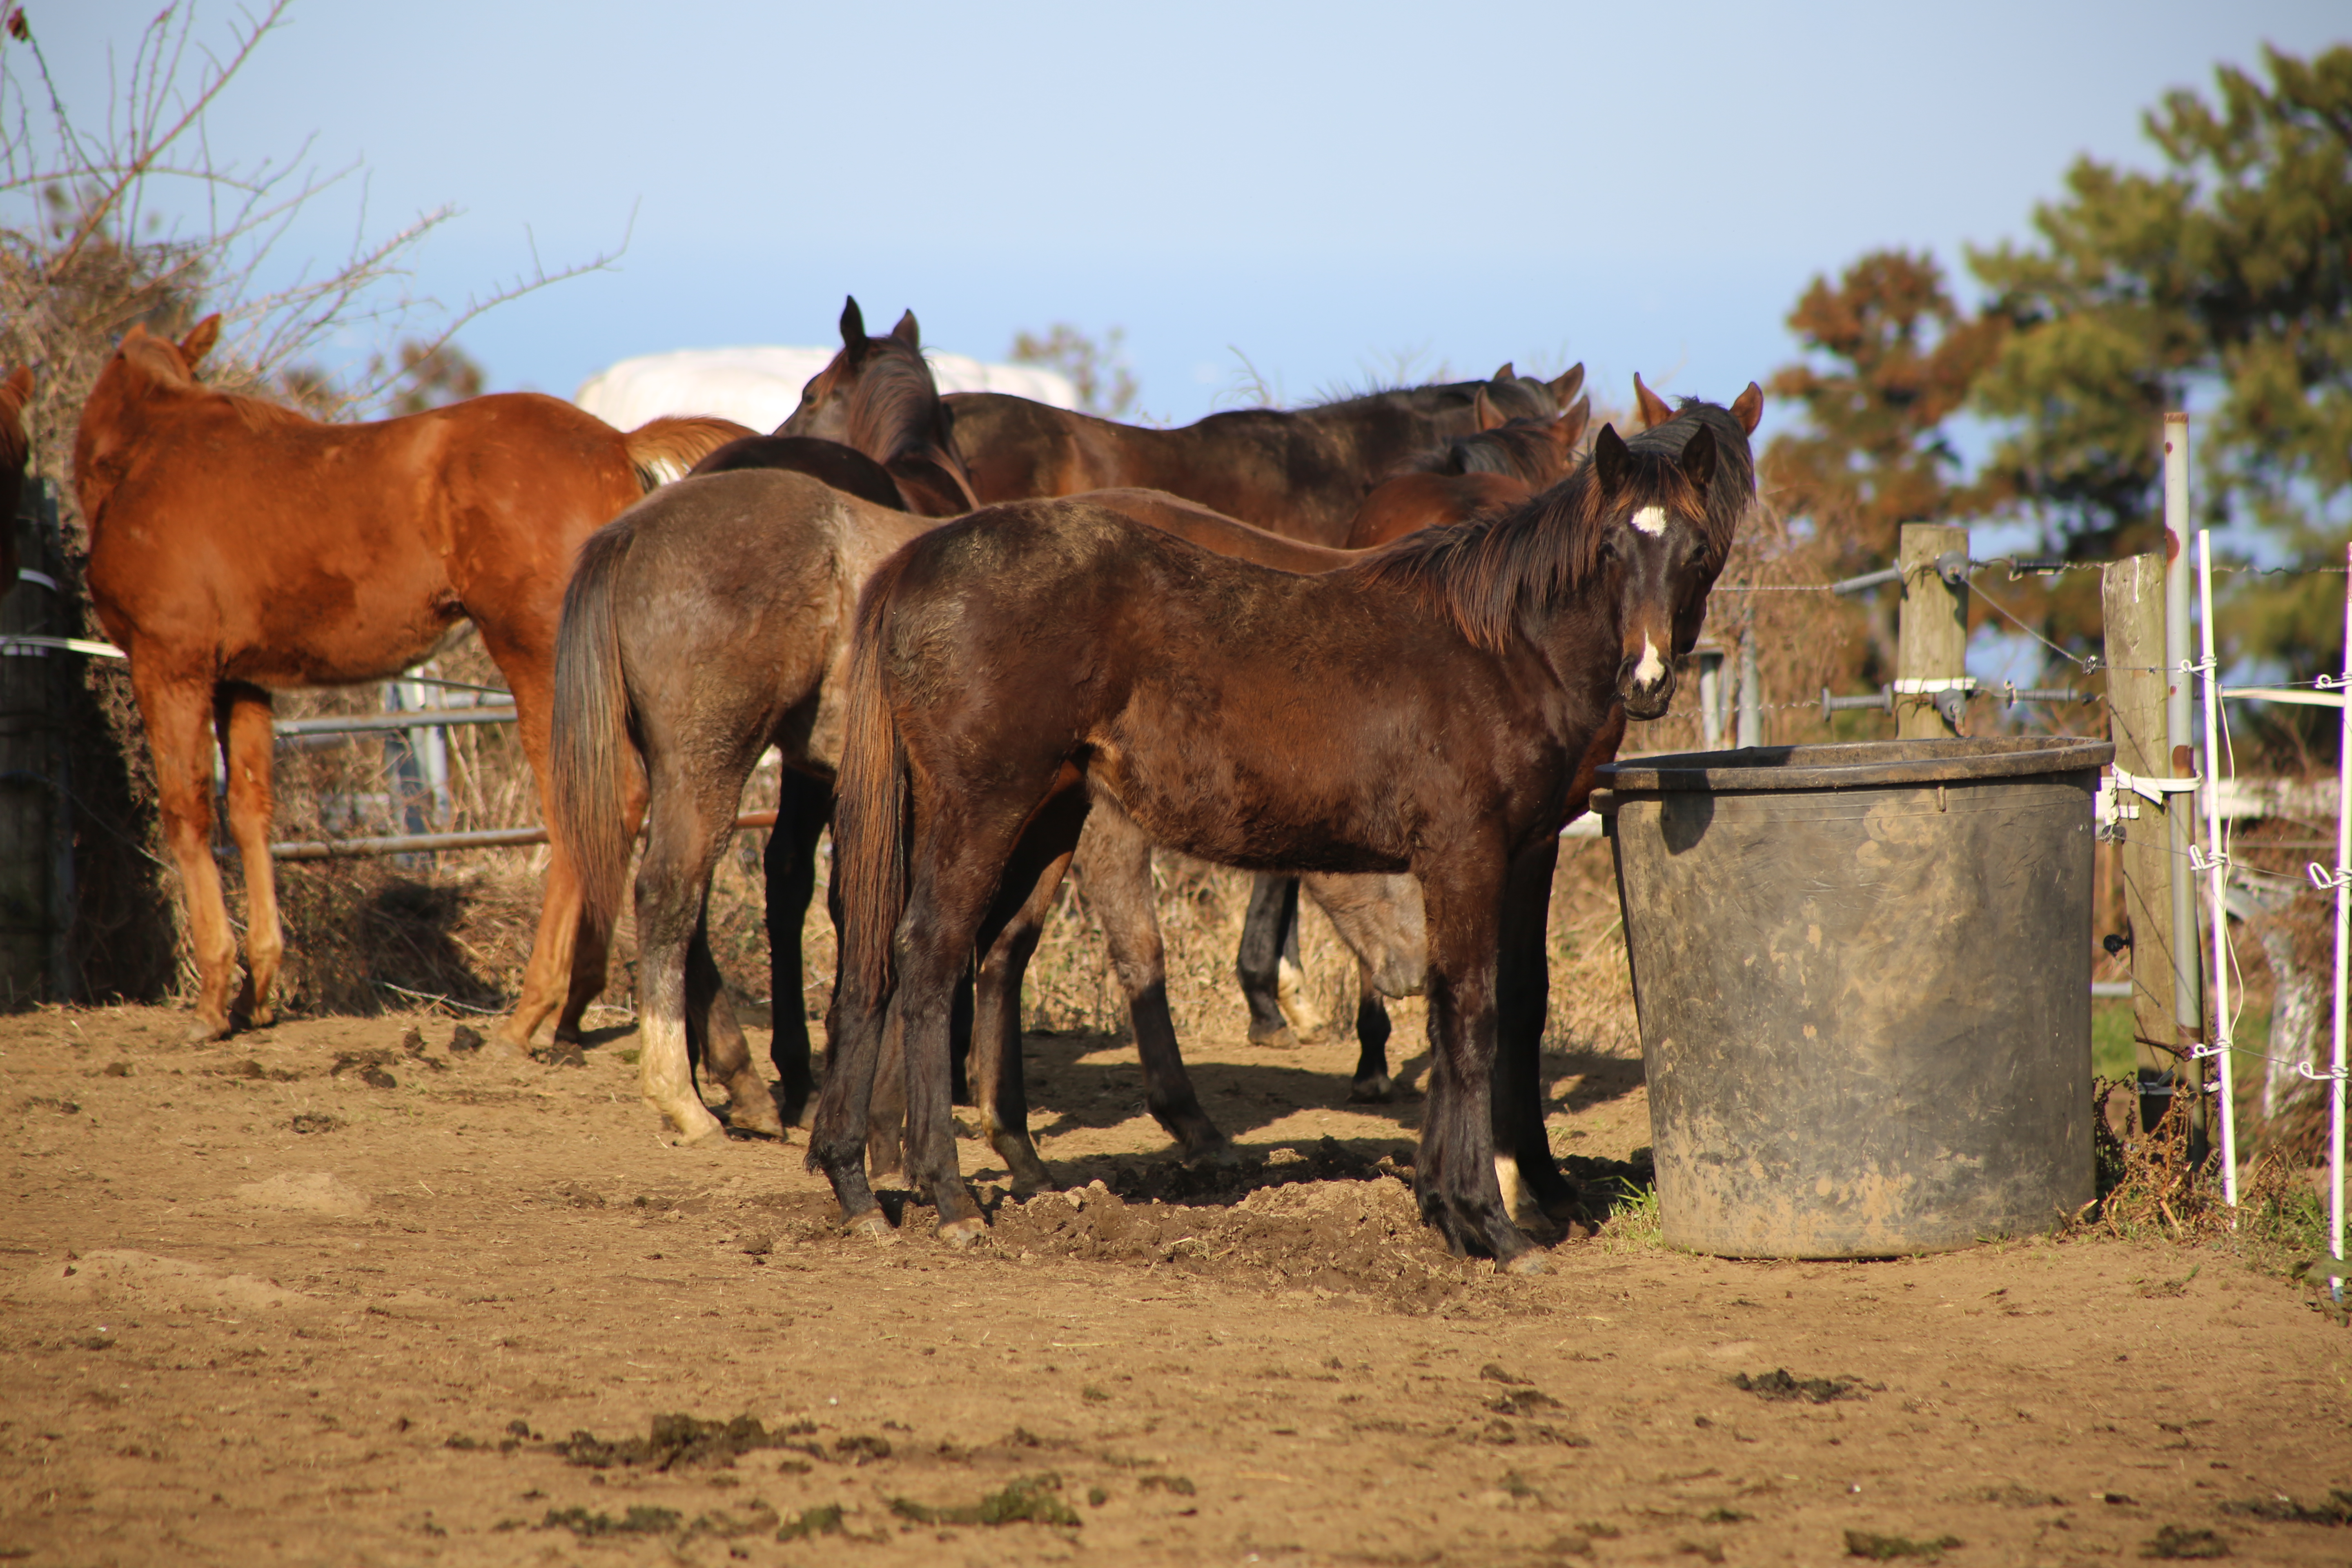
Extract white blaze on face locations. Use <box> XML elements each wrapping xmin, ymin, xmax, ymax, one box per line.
<box><xmin>1630</xmin><ymin>505</ymin><xmax>1668</xmax><ymax>536</ymax></box>
<box><xmin>1633</xmin><ymin>634</ymin><xmax>1666</xmax><ymax>688</ymax></box>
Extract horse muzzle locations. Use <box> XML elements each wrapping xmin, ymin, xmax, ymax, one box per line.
<box><xmin>1617</xmin><ymin>643</ymin><xmax>1677</xmax><ymax>721</ymax></box>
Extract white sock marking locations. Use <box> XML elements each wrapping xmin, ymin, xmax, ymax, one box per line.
<box><xmin>1630</xmin><ymin>505</ymin><xmax>1667</xmax><ymax>535</ymax></box>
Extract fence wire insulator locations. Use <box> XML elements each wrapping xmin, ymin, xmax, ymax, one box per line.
<box><xmin>2189</xmin><ymin>844</ymin><xmax>2230</xmax><ymax>873</ymax></box>
<box><xmin>1819</xmin><ymin>685</ymin><xmax>1893</xmax><ymax>723</ymax></box>
<box><xmin>2310</xmin><ymin>863</ymin><xmax>2352</xmax><ymax>892</ymax></box>
<box><xmin>2002</xmin><ymin>556</ymin><xmax>2070</xmax><ymax>578</ymax></box>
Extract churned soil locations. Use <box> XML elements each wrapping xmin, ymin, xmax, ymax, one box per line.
<box><xmin>3</xmin><ymin>1002</ymin><xmax>2348</xmax><ymax>1566</ymax></box>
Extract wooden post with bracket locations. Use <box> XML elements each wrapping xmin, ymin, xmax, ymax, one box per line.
<box><xmin>1895</xmin><ymin>523</ymin><xmax>1971</xmax><ymax>740</ymax></box>
<box><xmin>2103</xmin><ymin>550</ymin><xmax>2205</xmax><ymax>1145</ymax></box>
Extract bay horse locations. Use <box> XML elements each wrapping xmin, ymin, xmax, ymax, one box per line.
<box><xmin>795</xmin><ymin>344</ymin><xmax>1583</xmax><ymax>546</ymax></box>
<box><xmin>775</xmin><ymin>297</ymin><xmax>978</xmax><ymax>516</ymax></box>
<box><xmin>2</xmin><ymin>365</ymin><xmax>31</xmax><ymax>591</ymax></box>
<box><xmin>550</xmin><ymin>468</ymin><xmax>1426</xmax><ymax>1165</ymax></box>
<box><xmin>74</xmin><ymin>318</ymin><xmax>747</xmax><ymax>1045</ymax></box>
<box><xmin>815</xmin><ymin>385</ymin><xmax>1762</xmax><ymax>1265</ymax></box>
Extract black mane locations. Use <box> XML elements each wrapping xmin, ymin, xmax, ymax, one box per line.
<box><xmin>1351</xmin><ymin>401</ymin><xmax>1754</xmax><ymax>652</ymax></box>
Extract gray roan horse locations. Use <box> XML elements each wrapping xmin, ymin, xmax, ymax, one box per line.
<box><xmin>550</xmin><ymin>469</ymin><xmax>1428</xmax><ymax>1187</ymax></box>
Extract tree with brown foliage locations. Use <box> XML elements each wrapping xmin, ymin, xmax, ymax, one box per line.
<box><xmin>1010</xmin><ymin>322</ymin><xmax>1139</xmax><ymax>419</ymax></box>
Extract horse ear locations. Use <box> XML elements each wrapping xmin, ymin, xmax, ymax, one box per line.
<box><xmin>1491</xmin><ymin>361</ymin><xmax>1516</xmax><ymax>382</ymax></box>
<box><xmin>1679</xmin><ymin>423</ymin><xmax>1718</xmax><ymax>492</ymax></box>
<box><xmin>1593</xmin><ymin>423</ymin><xmax>1629</xmax><ymax>490</ymax></box>
<box><xmin>891</xmin><ymin>309</ymin><xmax>921</xmax><ymax>348</ymax></box>
<box><xmin>1548</xmin><ymin>362</ymin><xmax>1585</xmax><ymax>407</ymax></box>
<box><xmin>1633</xmin><ymin>372</ymin><xmax>1674</xmax><ymax>430</ymax></box>
<box><xmin>1731</xmin><ymin>380</ymin><xmax>1764</xmax><ymax>435</ymax></box>
<box><xmin>1472</xmin><ymin>386</ymin><xmax>1505</xmax><ymax>431</ymax></box>
<box><xmin>180</xmin><ymin>314</ymin><xmax>222</xmax><ymax>370</ymax></box>
<box><xmin>839</xmin><ymin>296</ymin><xmax>867</xmax><ymax>355</ymax></box>
<box><xmin>1554</xmin><ymin>395</ymin><xmax>1590</xmax><ymax>453</ymax></box>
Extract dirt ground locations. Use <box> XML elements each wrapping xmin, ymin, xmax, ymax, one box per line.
<box><xmin>4</xmin><ymin>1001</ymin><xmax>2349</xmax><ymax>1568</ymax></box>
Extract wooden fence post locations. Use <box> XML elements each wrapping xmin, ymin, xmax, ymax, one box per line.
<box><xmin>1896</xmin><ymin>523</ymin><xmax>1970</xmax><ymax>740</ymax></box>
<box><xmin>2103</xmin><ymin>553</ymin><xmax>2205</xmax><ymax>1144</ymax></box>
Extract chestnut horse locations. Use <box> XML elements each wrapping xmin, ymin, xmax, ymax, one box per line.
<box><xmin>550</xmin><ymin>470</ymin><xmax>1425</xmax><ymax>1173</ymax></box>
<box><xmin>815</xmin><ymin>386</ymin><xmax>1761</xmax><ymax>1265</ymax></box>
<box><xmin>74</xmin><ymin>318</ymin><xmax>747</xmax><ymax>1045</ymax></box>
<box><xmin>1</xmin><ymin>365</ymin><xmax>31</xmax><ymax>592</ymax></box>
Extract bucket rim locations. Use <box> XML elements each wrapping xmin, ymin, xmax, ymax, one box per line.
<box><xmin>1596</xmin><ymin>736</ymin><xmax>2114</xmax><ymax>795</ymax></box>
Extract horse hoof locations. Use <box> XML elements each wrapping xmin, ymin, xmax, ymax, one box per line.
<box><xmin>671</xmin><ymin>1116</ymin><xmax>728</xmax><ymax>1149</ymax></box>
<box><xmin>936</xmin><ymin>1216</ymin><xmax>989</xmax><ymax>1248</ymax></box>
<box><xmin>1347</xmin><ymin>1076</ymin><xmax>1394</xmax><ymax>1105</ymax></box>
<box><xmin>1247</xmin><ymin>1024</ymin><xmax>1300</xmax><ymax>1052</ymax></box>
<box><xmin>844</xmin><ymin>1211</ymin><xmax>895</xmax><ymax>1241</ymax></box>
<box><xmin>1182</xmin><ymin>1138</ymin><xmax>1240</xmax><ymax>1169</ymax></box>
<box><xmin>184</xmin><ymin>1017</ymin><xmax>230</xmax><ymax>1045</ymax></box>
<box><xmin>728</xmin><ymin>1100</ymin><xmax>786</xmax><ymax>1141</ymax></box>
<box><xmin>1501</xmin><ymin>1250</ymin><xmax>1548</xmax><ymax>1277</ymax></box>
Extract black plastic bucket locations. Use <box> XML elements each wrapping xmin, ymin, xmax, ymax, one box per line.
<box><xmin>1594</xmin><ymin>737</ymin><xmax>2113</xmax><ymax>1258</ymax></box>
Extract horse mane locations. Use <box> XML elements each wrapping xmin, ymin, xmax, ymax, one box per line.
<box><xmin>1351</xmin><ymin>400</ymin><xmax>1753</xmax><ymax>653</ymax></box>
<box><xmin>226</xmin><ymin>392</ymin><xmax>314</xmax><ymax>434</ymax></box>
<box><xmin>845</xmin><ymin>339</ymin><xmax>952</xmax><ymax>467</ymax></box>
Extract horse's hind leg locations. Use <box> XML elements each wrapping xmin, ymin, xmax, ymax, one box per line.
<box><xmin>1073</xmin><ymin>809</ymin><xmax>1230</xmax><ymax>1163</ymax></box>
<box><xmin>970</xmin><ymin>857</ymin><xmax>1060</xmax><ymax>1197</ymax></box>
<box><xmin>901</xmin><ymin>783</ymin><xmax>1091</xmax><ymax>1243</ymax></box>
<box><xmin>763</xmin><ymin>769</ymin><xmax>832</xmax><ymax>1125</ymax></box>
<box><xmin>130</xmin><ymin>662</ymin><xmax>239</xmax><ymax>1042</ymax></box>
<box><xmin>687</xmin><ymin>911</ymin><xmax>783</xmax><ymax>1139</ymax></box>
<box><xmin>633</xmin><ymin>778</ymin><xmax>741</xmax><ymax>1145</ymax></box>
<box><xmin>1350</xmin><ymin>960</ymin><xmax>1395</xmax><ymax>1104</ymax></box>
<box><xmin>1236</xmin><ymin>875</ymin><xmax>1301</xmax><ymax>1048</ymax></box>
<box><xmin>216</xmin><ymin>683</ymin><xmax>284</xmax><ymax>1029</ymax></box>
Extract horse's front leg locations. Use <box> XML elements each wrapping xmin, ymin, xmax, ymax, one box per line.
<box><xmin>216</xmin><ymin>682</ymin><xmax>284</xmax><ymax>1029</ymax></box>
<box><xmin>1350</xmin><ymin>961</ymin><xmax>1395</xmax><ymax>1104</ymax></box>
<box><xmin>1496</xmin><ymin>836</ymin><xmax>1579</xmax><ymax>1225</ymax></box>
<box><xmin>1415</xmin><ymin>859</ymin><xmax>1539</xmax><ymax>1270</ymax></box>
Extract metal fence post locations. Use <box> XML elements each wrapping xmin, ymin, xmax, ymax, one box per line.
<box><xmin>2162</xmin><ymin>413</ymin><xmax>2207</xmax><ymax>1160</ymax></box>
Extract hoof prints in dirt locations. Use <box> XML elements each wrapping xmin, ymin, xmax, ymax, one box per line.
<box><xmin>992</xmin><ymin>1173</ymin><xmax>1468</xmax><ymax>1304</ymax></box>
<box><xmin>1732</xmin><ymin>1368</ymin><xmax>1882</xmax><ymax>1404</ymax></box>
<box><xmin>1845</xmin><ymin>1530</ymin><xmax>1964</xmax><ymax>1560</ymax></box>
<box><xmin>550</xmin><ymin>1412</ymin><xmax>803</xmax><ymax>1470</ymax></box>
<box><xmin>887</xmin><ymin>1474</ymin><xmax>1081</xmax><ymax>1528</ymax></box>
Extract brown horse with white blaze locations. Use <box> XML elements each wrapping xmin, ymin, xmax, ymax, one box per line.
<box><xmin>816</xmin><ymin>384</ymin><xmax>1761</xmax><ymax>1265</ymax></box>
<box><xmin>74</xmin><ymin>317</ymin><xmax>746</xmax><ymax>1045</ymax></box>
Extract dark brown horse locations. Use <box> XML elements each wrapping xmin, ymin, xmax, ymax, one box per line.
<box><xmin>812</xmin><ymin>354</ymin><xmax>1584</xmax><ymax>546</ymax></box>
<box><xmin>815</xmin><ymin>384</ymin><xmax>1761</xmax><ymax>1265</ymax></box>
<box><xmin>75</xmin><ymin>318</ymin><xmax>746</xmax><ymax>1045</ymax></box>
<box><xmin>549</xmin><ymin>471</ymin><xmax>1423</xmax><ymax>1160</ymax></box>
<box><xmin>1341</xmin><ymin>392</ymin><xmax>1591</xmax><ymax>550</ymax></box>
<box><xmin>1</xmin><ymin>365</ymin><xmax>31</xmax><ymax>592</ymax></box>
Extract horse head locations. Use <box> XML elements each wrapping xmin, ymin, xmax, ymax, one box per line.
<box><xmin>780</xmin><ymin>295</ymin><xmax>922</xmax><ymax>444</ymax></box>
<box><xmin>1588</xmin><ymin>392</ymin><xmax>1752</xmax><ymax>721</ymax></box>
<box><xmin>74</xmin><ymin>317</ymin><xmax>223</xmax><ymax>522</ymax></box>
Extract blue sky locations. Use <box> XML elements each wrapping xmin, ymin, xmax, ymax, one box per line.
<box><xmin>33</xmin><ymin>0</ymin><xmax>2349</xmax><ymax>434</ymax></box>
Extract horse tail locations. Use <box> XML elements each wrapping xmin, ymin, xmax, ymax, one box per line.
<box><xmin>551</xmin><ymin>519</ymin><xmax>641</xmax><ymax>931</ymax></box>
<box><xmin>832</xmin><ymin>557</ymin><xmax>915</xmax><ymax>1008</ymax></box>
<box><xmin>620</xmin><ymin>415</ymin><xmax>756</xmax><ymax>490</ymax></box>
